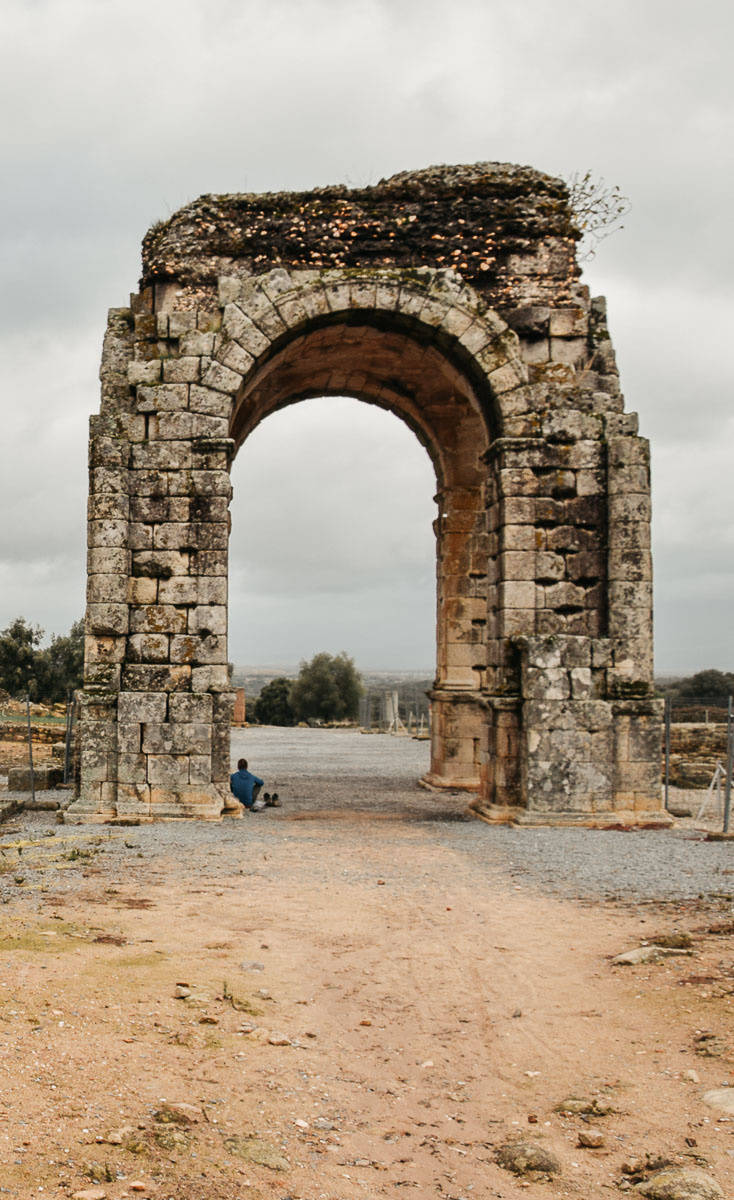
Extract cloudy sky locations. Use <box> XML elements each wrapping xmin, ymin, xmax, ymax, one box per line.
<box><xmin>0</xmin><ymin>0</ymin><xmax>731</xmax><ymax>675</ymax></box>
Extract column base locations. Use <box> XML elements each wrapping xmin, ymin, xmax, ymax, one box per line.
<box><xmin>63</xmin><ymin>784</ymin><xmax>236</xmax><ymax>824</ymax></box>
<box><xmin>468</xmin><ymin>798</ymin><xmax>674</xmax><ymax>829</ymax></box>
<box><xmin>419</xmin><ymin>772</ymin><xmax>480</xmax><ymax>792</ymax></box>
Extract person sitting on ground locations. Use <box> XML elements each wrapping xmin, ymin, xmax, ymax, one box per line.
<box><xmin>230</xmin><ymin>758</ymin><xmax>265</xmax><ymax>812</ymax></box>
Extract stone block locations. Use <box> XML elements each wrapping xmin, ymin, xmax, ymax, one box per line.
<box><xmin>189</xmin><ymin>605</ymin><xmax>227</xmax><ymax>635</ymax></box>
<box><xmin>524</xmin><ymin>699</ymin><xmax>612</xmax><ymax>732</ymax></box>
<box><xmin>117</xmin><ymin>752</ymin><xmax>148</xmax><ymax>783</ymax></box>
<box><xmin>87</xmin><ymin>574</ymin><xmax>129</xmax><ymax>604</ymax></box>
<box><xmin>128</xmin><ymin>360</ymin><xmax>162</xmax><ymax>385</ymax></box>
<box><xmin>142</xmin><ymin>723</ymin><xmax>211</xmax><ymax>755</ymax></box>
<box><xmin>232</xmin><ymin>282</ymin><xmax>288</xmax><ymax>336</ymax></box>
<box><xmin>126</xmin><ymin>577</ymin><xmax>158</xmax><ymax>605</ymax></box>
<box><xmin>118</xmin><ymin>692</ymin><xmax>168</xmax><ymax>723</ymax></box>
<box><xmin>162</xmin><ymin>357</ymin><xmax>200</xmax><ymax>384</ymax></box>
<box><xmin>121</xmin><ymin>664</ymin><xmax>191</xmax><ymax>692</ymax></box>
<box><xmin>128</xmin><ymin>522</ymin><xmax>152</xmax><ymax>550</ymax></box>
<box><xmin>85</xmin><ymin>634</ymin><xmax>126</xmax><ymax>664</ymax></box>
<box><xmin>501</xmin><ymin>524</ymin><xmax>539</xmax><ymax>552</ymax></box>
<box><xmin>606</xmin><ymin>436</ymin><xmax>649</xmax><ymax>468</ymax></box>
<box><xmin>88</xmin><ymin>603</ymin><xmax>129</xmax><ymax>636</ymax></box>
<box><xmin>129</xmin><ymin>605</ymin><xmax>187</xmax><ymax>635</ymax></box>
<box><xmin>190</xmin><ymin>550</ymin><xmax>228</xmax><ymax>575</ymax></box>
<box><xmin>575</xmin><ymin>469</ymin><xmax>604</xmax><ymax>497</ymax></box>
<box><xmin>8</xmin><ymin>765</ymin><xmax>63</xmax><ymax>791</ymax></box>
<box><xmin>569</xmin><ymin>667</ymin><xmax>593</xmax><ymax>699</ymax></box>
<box><xmin>190</xmin><ymin>470</ymin><xmax>233</xmax><ymax>496</ymax></box>
<box><xmin>136</xmin><ymin>383</ymin><xmax>189</xmax><ymax>413</ymax></box>
<box><xmin>549</xmin><ymin>307</ymin><xmax>587</xmax><ymax>337</ymax></box>
<box><xmin>169</xmin><ymin>693</ymin><xmax>214</xmax><ymax>722</ymax></box>
<box><xmin>559</xmin><ymin>637</ymin><xmax>592</xmax><ymax>668</ymax></box>
<box><xmin>191</xmin><ymin>665</ymin><xmax>231</xmax><ymax>692</ymax></box>
<box><xmin>201</xmin><ymin>360</ymin><xmax>241</xmax><ymax>394</ymax></box>
<box><xmin>84</xmin><ymin>662</ymin><xmax>122</xmax><ymax>692</ymax></box>
<box><xmin>160</xmin><ymin>577</ymin><xmax>225</xmax><ymax>607</ymax></box>
<box><xmin>179</xmin><ymin>330</ymin><xmax>215</xmax><ymax>357</ymax></box>
<box><xmin>117</xmin><ymin>722</ymin><xmax>142</xmax><ymax>753</ymax></box>
<box><xmin>88</xmin><ymin>494</ymin><xmax>129</xmax><ymax>523</ymax></box>
<box><xmin>168</xmin><ymin>311</ymin><xmax>197</xmax><ymax>336</ymax></box>
<box><xmin>170</xmin><ymin>633</ymin><xmax>227</xmax><ymax>665</ymax></box>
<box><xmin>127</xmin><ymin>633</ymin><xmax>170</xmax><ymax>662</ymax></box>
<box><xmin>188</xmin><ymin>385</ymin><xmax>233</xmax><ymax>419</ymax></box>
<box><xmin>542</xmin><ymin>581</ymin><xmax>586</xmax><ymax>610</ymax></box>
<box><xmin>132</xmin><ymin>441</ymin><xmax>192</xmax><ymax>472</ymax></box>
<box><xmin>499</xmin><ymin>580</ymin><xmax>536</xmax><ymax>609</ymax></box>
<box><xmin>217</xmin><ymin>339</ymin><xmax>255</xmax><ymax>375</ymax></box>
<box><xmin>151</xmin><ymin>523</ymin><xmax>196</xmax><ymax>551</ymax></box>
<box><xmin>148</xmin><ymin>754</ymin><xmax>190</xmax><ymax>788</ymax></box>
<box><xmin>523</xmin><ymin>667</ymin><xmax>570</xmax><ymax>700</ymax></box>
<box><xmin>607</xmin><ymin>548</ymin><xmax>652</xmax><ymax>582</ymax></box>
<box><xmin>487</xmin><ymin>361</ymin><xmax>527</xmax><ymax>394</ymax></box>
<box><xmin>88</xmin><ymin>519</ymin><xmax>128</xmax><ymax>549</ymax></box>
<box><xmin>132</xmin><ymin>550</ymin><xmax>189</xmax><ymax>579</ymax></box>
<box><xmin>518</xmin><ymin>635</ymin><xmax>562</xmax><ymax>669</ymax></box>
<box><xmin>89</xmin><ymin>469</ymin><xmax>129</xmax><ymax>500</ymax></box>
<box><xmin>188</xmin><ymin>755</ymin><xmax>213</xmax><ymax>785</ymax></box>
<box><xmin>116</xmin><ymin>783</ymin><xmax>151</xmax><ymax>815</ymax></box>
<box><xmin>129</xmin><ymin>469</ymin><xmax>169</xmax><ymax>497</ymax></box>
<box><xmin>549</xmin><ymin>337</ymin><xmax>587</xmax><ymax>366</ymax></box>
<box><xmin>520</xmin><ymin>338</ymin><xmax>550</xmax><ymax>365</ymax></box>
<box><xmin>535</xmin><ymin>552</ymin><xmax>565</xmax><ymax>582</ymax></box>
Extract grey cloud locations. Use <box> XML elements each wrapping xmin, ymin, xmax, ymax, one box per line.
<box><xmin>0</xmin><ymin>0</ymin><xmax>731</xmax><ymax>669</ymax></box>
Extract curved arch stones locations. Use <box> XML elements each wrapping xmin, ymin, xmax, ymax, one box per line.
<box><xmin>67</xmin><ymin>162</ymin><xmax>666</xmax><ymax>827</ymax></box>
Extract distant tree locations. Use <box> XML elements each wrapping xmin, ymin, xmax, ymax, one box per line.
<box><xmin>254</xmin><ymin>677</ymin><xmax>295</xmax><ymax>726</ymax></box>
<box><xmin>0</xmin><ymin>617</ymin><xmax>45</xmax><ymax>699</ymax></box>
<box><xmin>289</xmin><ymin>652</ymin><xmax>363</xmax><ymax>724</ymax></box>
<box><xmin>668</xmin><ymin>669</ymin><xmax>734</xmax><ymax>700</ymax></box>
<box><xmin>0</xmin><ymin>616</ymin><xmax>84</xmax><ymax>703</ymax></box>
<box><xmin>36</xmin><ymin>619</ymin><xmax>85</xmax><ymax>703</ymax></box>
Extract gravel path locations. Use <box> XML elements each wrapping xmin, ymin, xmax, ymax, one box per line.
<box><xmin>1</xmin><ymin>728</ymin><xmax>731</xmax><ymax>907</ymax></box>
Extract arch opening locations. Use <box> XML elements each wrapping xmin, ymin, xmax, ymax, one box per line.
<box><xmin>229</xmin><ymin>315</ymin><xmax>496</xmax><ymax>793</ymax></box>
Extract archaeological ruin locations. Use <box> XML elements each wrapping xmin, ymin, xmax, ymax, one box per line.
<box><xmin>66</xmin><ymin>162</ymin><xmax>665</xmax><ymax>826</ymax></box>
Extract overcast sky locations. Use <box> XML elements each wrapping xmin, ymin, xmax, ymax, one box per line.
<box><xmin>0</xmin><ymin>0</ymin><xmax>731</xmax><ymax>674</ymax></box>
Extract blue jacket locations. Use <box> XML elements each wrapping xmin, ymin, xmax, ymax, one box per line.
<box><xmin>230</xmin><ymin>768</ymin><xmax>264</xmax><ymax>805</ymax></box>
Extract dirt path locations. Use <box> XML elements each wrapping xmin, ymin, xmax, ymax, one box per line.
<box><xmin>0</xmin><ymin>801</ymin><xmax>732</xmax><ymax>1200</ymax></box>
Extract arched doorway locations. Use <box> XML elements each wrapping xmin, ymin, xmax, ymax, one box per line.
<box><xmin>68</xmin><ymin>163</ymin><xmax>666</xmax><ymax>827</ymax></box>
<box><xmin>227</xmin><ymin>303</ymin><xmax>497</xmax><ymax>791</ymax></box>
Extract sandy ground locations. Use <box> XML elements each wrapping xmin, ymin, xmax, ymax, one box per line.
<box><xmin>0</xmin><ymin>731</ymin><xmax>732</xmax><ymax>1199</ymax></box>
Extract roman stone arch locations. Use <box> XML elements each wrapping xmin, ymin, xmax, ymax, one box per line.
<box><xmin>66</xmin><ymin>162</ymin><xmax>666</xmax><ymax>826</ymax></box>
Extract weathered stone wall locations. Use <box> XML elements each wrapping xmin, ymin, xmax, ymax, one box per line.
<box><xmin>66</xmin><ymin>163</ymin><xmax>664</xmax><ymax>826</ymax></box>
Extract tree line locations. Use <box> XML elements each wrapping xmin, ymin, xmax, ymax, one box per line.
<box><xmin>253</xmin><ymin>651</ymin><xmax>362</xmax><ymax>726</ymax></box>
<box><xmin>0</xmin><ymin>617</ymin><xmax>84</xmax><ymax>704</ymax></box>
<box><xmin>657</xmin><ymin>669</ymin><xmax>734</xmax><ymax>701</ymax></box>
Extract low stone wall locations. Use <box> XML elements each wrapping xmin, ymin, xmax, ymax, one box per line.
<box><xmin>668</xmin><ymin>723</ymin><xmax>728</xmax><ymax>789</ymax></box>
<box><xmin>0</xmin><ymin>722</ymin><xmax>66</xmax><ymax>746</ymax></box>
<box><xmin>7</xmin><ymin>766</ymin><xmax>64</xmax><ymax>791</ymax></box>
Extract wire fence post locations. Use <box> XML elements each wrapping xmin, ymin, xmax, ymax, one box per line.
<box><xmin>63</xmin><ymin>691</ymin><xmax>75</xmax><ymax>785</ymax></box>
<box><xmin>25</xmin><ymin>693</ymin><xmax>36</xmax><ymax>805</ymax></box>
<box><xmin>663</xmin><ymin>694</ymin><xmax>671</xmax><ymax>812</ymax></box>
<box><xmin>724</xmin><ymin>695</ymin><xmax>733</xmax><ymax>834</ymax></box>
